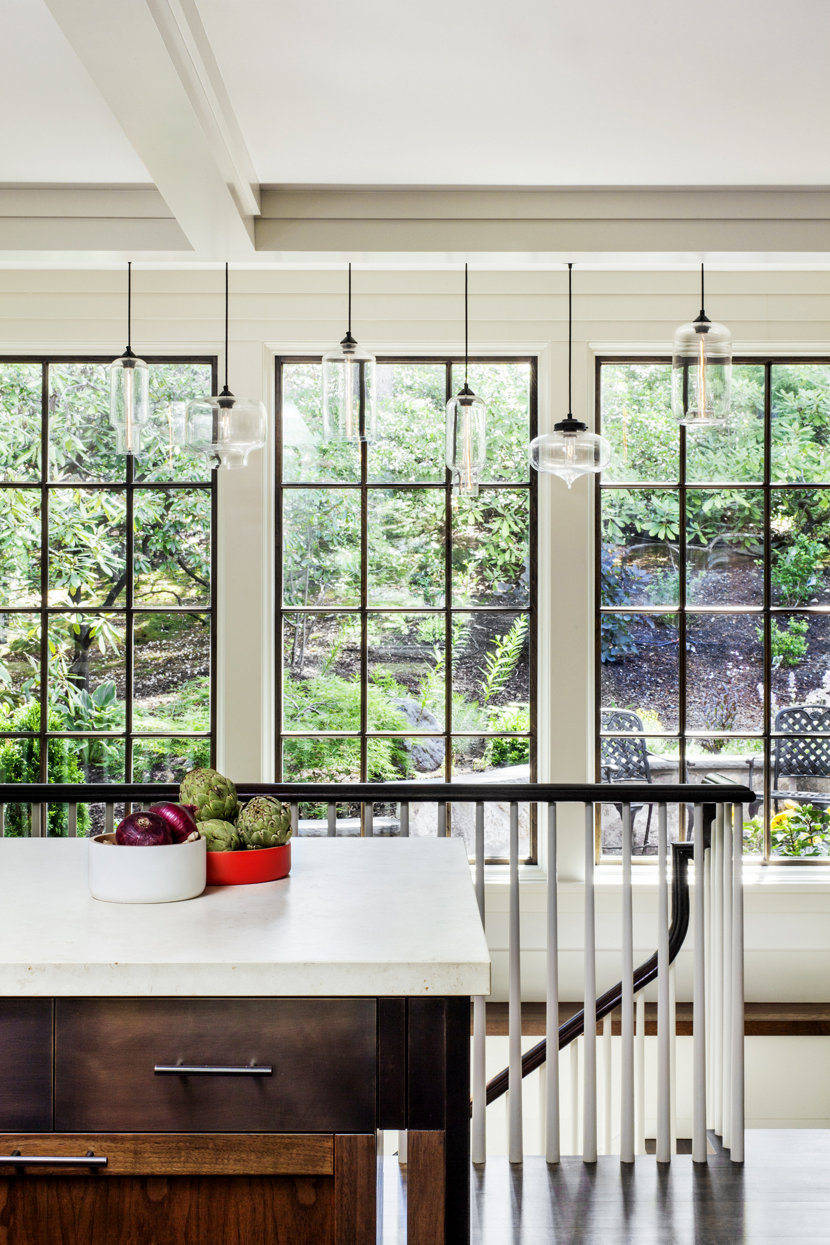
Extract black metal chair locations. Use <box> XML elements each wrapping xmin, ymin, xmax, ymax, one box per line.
<box><xmin>600</xmin><ymin>708</ymin><xmax>654</xmax><ymax>852</ymax></box>
<box><xmin>771</xmin><ymin>705</ymin><xmax>830</xmax><ymax>810</ymax></box>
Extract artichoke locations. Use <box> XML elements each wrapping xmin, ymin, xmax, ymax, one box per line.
<box><xmin>236</xmin><ymin>797</ymin><xmax>292</xmax><ymax>849</ymax></box>
<box><xmin>199</xmin><ymin>819</ymin><xmax>241</xmax><ymax>852</ymax></box>
<box><xmin>180</xmin><ymin>768</ymin><xmax>239</xmax><ymax>824</ymax></box>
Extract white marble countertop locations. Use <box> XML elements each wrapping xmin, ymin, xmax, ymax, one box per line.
<box><xmin>0</xmin><ymin>837</ymin><xmax>491</xmax><ymax>998</ymax></box>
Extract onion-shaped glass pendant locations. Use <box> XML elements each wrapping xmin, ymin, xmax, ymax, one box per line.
<box><xmin>671</xmin><ymin>264</ymin><xmax>732</xmax><ymax>426</ymax></box>
<box><xmin>530</xmin><ymin>418</ymin><xmax>611</xmax><ymax>489</ymax></box>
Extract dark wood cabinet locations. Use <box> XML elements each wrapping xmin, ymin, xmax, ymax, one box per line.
<box><xmin>0</xmin><ymin>1000</ymin><xmax>52</xmax><ymax>1132</ymax></box>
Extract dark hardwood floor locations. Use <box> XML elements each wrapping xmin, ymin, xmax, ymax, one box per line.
<box><xmin>381</xmin><ymin>1131</ymin><xmax>830</xmax><ymax>1244</ymax></box>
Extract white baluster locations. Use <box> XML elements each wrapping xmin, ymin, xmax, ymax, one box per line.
<box><xmin>472</xmin><ymin>801</ymin><xmax>487</xmax><ymax>1165</ymax></box>
<box><xmin>545</xmin><ymin>804</ymin><xmax>560</xmax><ymax>1164</ymax></box>
<box><xmin>692</xmin><ymin>803</ymin><xmax>707</xmax><ymax>1163</ymax></box>
<box><xmin>602</xmin><ymin>1015</ymin><xmax>612</xmax><ymax>1156</ymax></box>
<box><xmin>722</xmin><ymin>803</ymin><xmax>733</xmax><ymax>1151</ymax></box>
<box><xmin>730</xmin><ymin>803</ymin><xmax>745</xmax><ymax>1163</ymax></box>
<box><xmin>669</xmin><ymin>962</ymin><xmax>678</xmax><ymax>1156</ymax></box>
<box><xmin>620</xmin><ymin>802</ymin><xmax>634</xmax><ymax>1163</ymax></box>
<box><xmin>583</xmin><ymin>803</ymin><xmax>597</xmax><ymax>1163</ymax></box>
<box><xmin>712</xmin><ymin>804</ymin><xmax>724</xmax><ymax>1137</ymax></box>
<box><xmin>636</xmin><ymin>993</ymin><xmax>646</xmax><ymax>1156</ymax></box>
<box><xmin>508</xmin><ymin>801</ymin><xmax>523</xmax><ymax>1164</ymax></box>
<box><xmin>656</xmin><ymin>804</ymin><xmax>671</xmax><ymax>1163</ymax></box>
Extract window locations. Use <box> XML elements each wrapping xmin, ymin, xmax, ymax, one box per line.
<box><xmin>277</xmin><ymin>357</ymin><xmax>536</xmax><ymax>859</ymax></box>
<box><xmin>0</xmin><ymin>358</ymin><xmax>216</xmax><ymax>835</ymax></box>
<box><xmin>597</xmin><ymin>357</ymin><xmax>830</xmax><ymax>862</ymax></box>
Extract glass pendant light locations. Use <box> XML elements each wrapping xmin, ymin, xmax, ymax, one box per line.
<box><xmin>671</xmin><ymin>263</ymin><xmax>732</xmax><ymax>427</ymax></box>
<box><xmin>529</xmin><ymin>263</ymin><xmax>611</xmax><ymax>488</ymax></box>
<box><xmin>186</xmin><ymin>264</ymin><xmax>267</xmax><ymax>470</ymax></box>
<box><xmin>322</xmin><ymin>263</ymin><xmax>376</xmax><ymax>442</ymax></box>
<box><xmin>109</xmin><ymin>262</ymin><xmax>150</xmax><ymax>455</ymax></box>
<box><xmin>446</xmin><ymin>263</ymin><xmax>487</xmax><ymax>497</ymax></box>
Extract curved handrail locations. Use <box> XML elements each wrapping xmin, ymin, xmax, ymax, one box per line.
<box><xmin>484</xmin><ymin>841</ymin><xmax>695</xmax><ymax>1106</ymax></box>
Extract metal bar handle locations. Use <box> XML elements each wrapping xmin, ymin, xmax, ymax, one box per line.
<box><xmin>153</xmin><ymin>1063</ymin><xmax>273</xmax><ymax>1076</ymax></box>
<box><xmin>3</xmin><ymin>1149</ymin><xmax>107</xmax><ymax>1168</ymax></box>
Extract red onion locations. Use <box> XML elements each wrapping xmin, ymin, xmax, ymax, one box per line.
<box><xmin>115</xmin><ymin>811</ymin><xmax>173</xmax><ymax>847</ymax></box>
<box><xmin>149</xmin><ymin>802</ymin><xmax>199</xmax><ymax>843</ymax></box>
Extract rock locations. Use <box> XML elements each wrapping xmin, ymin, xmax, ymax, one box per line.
<box><xmin>391</xmin><ymin>698</ymin><xmax>446</xmax><ymax>773</ymax></box>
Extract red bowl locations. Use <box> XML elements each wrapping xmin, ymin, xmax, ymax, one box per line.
<box><xmin>206</xmin><ymin>843</ymin><xmax>291</xmax><ymax>886</ymax></box>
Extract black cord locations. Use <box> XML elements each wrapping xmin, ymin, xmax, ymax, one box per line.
<box><xmin>126</xmin><ymin>261</ymin><xmax>131</xmax><ymax>352</ymax></box>
<box><xmin>348</xmin><ymin>262</ymin><xmax>352</xmax><ymax>337</ymax></box>
<box><xmin>567</xmin><ymin>262</ymin><xmax>573</xmax><ymax>415</ymax></box>
<box><xmin>224</xmin><ymin>262</ymin><xmax>229</xmax><ymax>391</ymax></box>
<box><xmin>700</xmin><ymin>261</ymin><xmax>705</xmax><ymax>315</ymax></box>
<box><xmin>464</xmin><ymin>262</ymin><xmax>469</xmax><ymax>386</ymax></box>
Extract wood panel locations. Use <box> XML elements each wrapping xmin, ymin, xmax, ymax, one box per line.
<box><xmin>0</xmin><ymin>1000</ymin><xmax>52</xmax><ymax>1132</ymax></box>
<box><xmin>376</xmin><ymin>999</ymin><xmax>406</xmax><ymax>1129</ymax></box>
<box><xmin>481</xmin><ymin>1000</ymin><xmax>830</xmax><ymax>1037</ymax></box>
<box><xmin>407</xmin><ymin>1131</ymin><xmax>446</xmax><ymax>1245</ymax></box>
<box><xmin>0</xmin><ymin>1175</ymin><xmax>333</xmax><ymax>1245</ymax></box>
<box><xmin>333</xmin><ymin>1134</ymin><xmax>376</xmax><ymax>1245</ymax></box>
<box><xmin>0</xmin><ymin>1133</ymin><xmax>333</xmax><ymax>1176</ymax></box>
<box><xmin>55</xmin><ymin>998</ymin><xmax>376</xmax><ymax>1133</ymax></box>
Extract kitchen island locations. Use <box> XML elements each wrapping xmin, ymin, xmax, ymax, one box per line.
<box><xmin>0</xmin><ymin>836</ymin><xmax>490</xmax><ymax>1245</ymax></box>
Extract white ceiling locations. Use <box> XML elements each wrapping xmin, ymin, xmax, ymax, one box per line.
<box><xmin>1</xmin><ymin>0</ymin><xmax>829</xmax><ymax>264</ymax></box>
<box><xmin>0</xmin><ymin>0</ymin><xmax>149</xmax><ymax>183</ymax></box>
<box><xmin>199</xmin><ymin>0</ymin><xmax>828</xmax><ymax>187</ymax></box>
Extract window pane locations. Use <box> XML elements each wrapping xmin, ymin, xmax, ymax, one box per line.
<box><xmin>367</xmin><ymin>612</ymin><xmax>445</xmax><ymax>731</ymax></box>
<box><xmin>599</xmin><ymin>735</ymin><xmax>685</xmax><ymax>856</ymax></box>
<box><xmin>133</xmin><ymin>736</ymin><xmax>210</xmax><ymax>782</ymax></box>
<box><xmin>769</xmin><ymin>613</ymin><xmax>830</xmax><ymax>721</ymax></box>
<box><xmin>140</xmin><ymin>362</ymin><xmax>213</xmax><ymax>483</ymax></box>
<box><xmin>0</xmin><ymin>491</ymin><xmax>40</xmax><ymax>606</ymax></box>
<box><xmin>282</xmin><ymin>362</ymin><xmax>360</xmax><ymax>484</ymax></box>
<box><xmin>686</xmin><ymin>364</ymin><xmax>765</xmax><ymax>483</ymax></box>
<box><xmin>600</xmin><ymin>614</ymin><xmax>679</xmax><ymax>732</ymax></box>
<box><xmin>0</xmin><ymin>363</ymin><xmax>41</xmax><ymax>482</ymax></box>
<box><xmin>686</xmin><ymin>489</ymin><xmax>764</xmax><ymax>606</ymax></box>
<box><xmin>687</xmin><ymin>614</ymin><xmax>762</xmax><ymax>733</ymax></box>
<box><xmin>600</xmin><ymin>363</ymin><xmax>677</xmax><ymax>483</ymax></box>
<box><xmin>283</xmin><ymin>612</ymin><xmax>360</xmax><ymax>732</ymax></box>
<box><xmin>770</xmin><ymin>490</ymin><xmax>830</xmax><ymax>607</ymax></box>
<box><xmin>452</xmin><ymin>362</ymin><xmax>532</xmax><ymax>482</ymax></box>
<box><xmin>452</xmin><ymin>488</ymin><xmax>529</xmax><ymax>607</ymax></box>
<box><xmin>0</xmin><ymin>614</ymin><xmax>40</xmax><ymax>724</ymax></box>
<box><xmin>367</xmin><ymin>488</ymin><xmax>445</xmax><ymax>608</ymax></box>
<box><xmin>47</xmin><ymin>614</ymin><xmax>126</xmax><ymax>728</ymax></box>
<box><xmin>452</xmin><ymin>612</ymin><xmax>530</xmax><ymax>737</ymax></box>
<box><xmin>49</xmin><ymin>362</ymin><xmax>122</xmax><ymax>483</ymax></box>
<box><xmin>134</xmin><ymin>489</ymin><xmax>211</xmax><ymax>607</ymax></box>
<box><xmin>771</xmin><ymin>364</ymin><xmax>830</xmax><ymax>484</ymax></box>
<box><xmin>601</xmin><ymin>488</ymin><xmax>679</xmax><ymax>608</ymax></box>
<box><xmin>133</xmin><ymin>613</ymin><xmax>209</xmax><ymax>733</ymax></box>
<box><xmin>283</xmin><ymin>488</ymin><xmax>361</xmax><ymax>607</ymax></box>
<box><xmin>369</xmin><ymin>363</ymin><xmax>446</xmax><ymax>483</ymax></box>
<box><xmin>48</xmin><ymin>736</ymin><xmax>126</xmax><ymax>786</ymax></box>
<box><xmin>48</xmin><ymin>488</ymin><xmax>127</xmax><ymax>607</ymax></box>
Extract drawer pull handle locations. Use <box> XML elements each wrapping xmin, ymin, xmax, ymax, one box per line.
<box><xmin>153</xmin><ymin>1062</ymin><xmax>273</xmax><ymax>1076</ymax></box>
<box><xmin>2</xmin><ymin>1150</ymin><xmax>107</xmax><ymax>1169</ymax></box>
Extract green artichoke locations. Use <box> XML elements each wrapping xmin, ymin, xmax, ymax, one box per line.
<box><xmin>199</xmin><ymin>819</ymin><xmax>241</xmax><ymax>852</ymax></box>
<box><xmin>180</xmin><ymin>768</ymin><xmax>239</xmax><ymax>824</ymax></box>
<box><xmin>236</xmin><ymin>797</ymin><xmax>292</xmax><ymax>849</ymax></box>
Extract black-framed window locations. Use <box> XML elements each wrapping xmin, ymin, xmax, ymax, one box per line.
<box><xmin>276</xmin><ymin>357</ymin><xmax>536</xmax><ymax>860</ymax></box>
<box><xmin>597</xmin><ymin>357</ymin><xmax>830</xmax><ymax>862</ymax></box>
<box><xmin>0</xmin><ymin>357</ymin><xmax>217</xmax><ymax>835</ymax></box>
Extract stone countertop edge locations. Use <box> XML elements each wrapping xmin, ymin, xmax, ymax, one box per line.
<box><xmin>0</xmin><ymin>836</ymin><xmax>492</xmax><ymax>999</ymax></box>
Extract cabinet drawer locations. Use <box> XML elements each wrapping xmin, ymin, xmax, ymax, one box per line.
<box><xmin>55</xmin><ymin>999</ymin><xmax>376</xmax><ymax>1133</ymax></box>
<box><xmin>0</xmin><ymin>999</ymin><xmax>52</xmax><ymax>1131</ymax></box>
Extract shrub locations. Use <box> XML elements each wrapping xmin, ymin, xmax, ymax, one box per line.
<box><xmin>759</xmin><ymin>618</ymin><xmax>809</xmax><ymax>668</ymax></box>
<box><xmin>0</xmin><ymin>704</ymin><xmax>90</xmax><ymax>837</ymax></box>
<box><xmin>770</xmin><ymin>534</ymin><xmax>825</xmax><ymax>606</ymax></box>
<box><xmin>744</xmin><ymin>802</ymin><xmax>830</xmax><ymax>857</ymax></box>
<box><xmin>600</xmin><ymin>547</ymin><xmax>653</xmax><ymax>663</ymax></box>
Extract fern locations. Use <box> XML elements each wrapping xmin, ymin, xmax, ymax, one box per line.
<box><xmin>480</xmin><ymin>616</ymin><xmax>529</xmax><ymax>706</ymax></box>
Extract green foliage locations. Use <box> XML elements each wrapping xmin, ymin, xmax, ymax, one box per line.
<box><xmin>486</xmin><ymin>703</ymin><xmax>530</xmax><ymax>767</ymax></box>
<box><xmin>770</xmin><ymin>533</ymin><xmax>825</xmax><ymax>606</ymax></box>
<box><xmin>0</xmin><ymin>703</ymin><xmax>90</xmax><ymax>837</ymax></box>
<box><xmin>480</xmin><ymin>616</ymin><xmax>528</xmax><ymax>705</ymax></box>
<box><xmin>744</xmin><ymin>802</ymin><xmax>830</xmax><ymax>857</ymax></box>
<box><xmin>283</xmin><ymin>672</ymin><xmax>412</xmax><ymax>782</ymax></box>
<box><xmin>600</xmin><ymin>548</ymin><xmax>653</xmax><ymax>662</ymax></box>
<box><xmin>761</xmin><ymin>618</ymin><xmax>809</xmax><ymax>668</ymax></box>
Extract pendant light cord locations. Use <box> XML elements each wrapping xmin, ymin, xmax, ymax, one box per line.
<box><xmin>126</xmin><ymin>261</ymin><xmax>132</xmax><ymax>353</ymax></box>
<box><xmin>700</xmin><ymin>261</ymin><xmax>705</xmax><ymax>316</ymax></box>
<box><xmin>224</xmin><ymin>262</ymin><xmax>229</xmax><ymax>391</ymax></box>
<box><xmin>567</xmin><ymin>261</ymin><xmax>573</xmax><ymax>415</ymax></box>
<box><xmin>348</xmin><ymin>262</ymin><xmax>352</xmax><ymax>337</ymax></box>
<box><xmin>464</xmin><ymin>262</ymin><xmax>469</xmax><ymax>387</ymax></box>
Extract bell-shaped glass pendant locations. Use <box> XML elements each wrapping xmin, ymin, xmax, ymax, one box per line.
<box><xmin>186</xmin><ymin>387</ymin><xmax>267</xmax><ymax>470</ymax></box>
<box><xmin>446</xmin><ymin>383</ymin><xmax>487</xmax><ymax>496</ymax></box>
<box><xmin>530</xmin><ymin>418</ymin><xmax>611</xmax><ymax>489</ymax></box>
<box><xmin>322</xmin><ymin>331</ymin><xmax>377</xmax><ymax>442</ymax></box>
<box><xmin>671</xmin><ymin>264</ymin><xmax>732</xmax><ymax>427</ymax></box>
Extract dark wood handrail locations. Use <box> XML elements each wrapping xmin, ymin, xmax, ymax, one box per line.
<box><xmin>483</xmin><ymin>842</ymin><xmax>697</xmax><ymax>1106</ymax></box>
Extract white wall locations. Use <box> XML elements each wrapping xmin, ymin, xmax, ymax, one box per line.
<box><xmin>3</xmin><ymin>264</ymin><xmax>830</xmax><ymax>999</ymax></box>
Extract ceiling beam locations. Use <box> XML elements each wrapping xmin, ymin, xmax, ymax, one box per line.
<box><xmin>0</xmin><ymin>186</ymin><xmax>188</xmax><ymax>254</ymax></box>
<box><xmin>43</xmin><ymin>0</ymin><xmax>259</xmax><ymax>258</ymax></box>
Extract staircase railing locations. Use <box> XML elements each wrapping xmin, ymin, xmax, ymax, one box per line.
<box><xmin>0</xmin><ymin>778</ymin><xmax>752</xmax><ymax>1167</ymax></box>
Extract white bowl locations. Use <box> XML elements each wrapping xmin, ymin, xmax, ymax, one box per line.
<box><xmin>88</xmin><ymin>833</ymin><xmax>206</xmax><ymax>904</ymax></box>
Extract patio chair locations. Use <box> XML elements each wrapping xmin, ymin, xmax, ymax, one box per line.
<box><xmin>600</xmin><ymin>708</ymin><xmax>654</xmax><ymax>852</ymax></box>
<box><xmin>771</xmin><ymin>704</ymin><xmax>830</xmax><ymax>811</ymax></box>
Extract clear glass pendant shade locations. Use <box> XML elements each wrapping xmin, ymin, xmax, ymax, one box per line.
<box><xmin>529</xmin><ymin>420</ymin><xmax>611</xmax><ymax>489</ymax></box>
<box><xmin>185</xmin><ymin>389</ymin><xmax>267</xmax><ymax>470</ymax></box>
<box><xmin>446</xmin><ymin>385</ymin><xmax>487</xmax><ymax>496</ymax></box>
<box><xmin>322</xmin><ymin>333</ymin><xmax>376</xmax><ymax>442</ymax></box>
<box><xmin>108</xmin><ymin>350</ymin><xmax>150</xmax><ymax>454</ymax></box>
<box><xmin>671</xmin><ymin>315</ymin><xmax>732</xmax><ymax>426</ymax></box>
